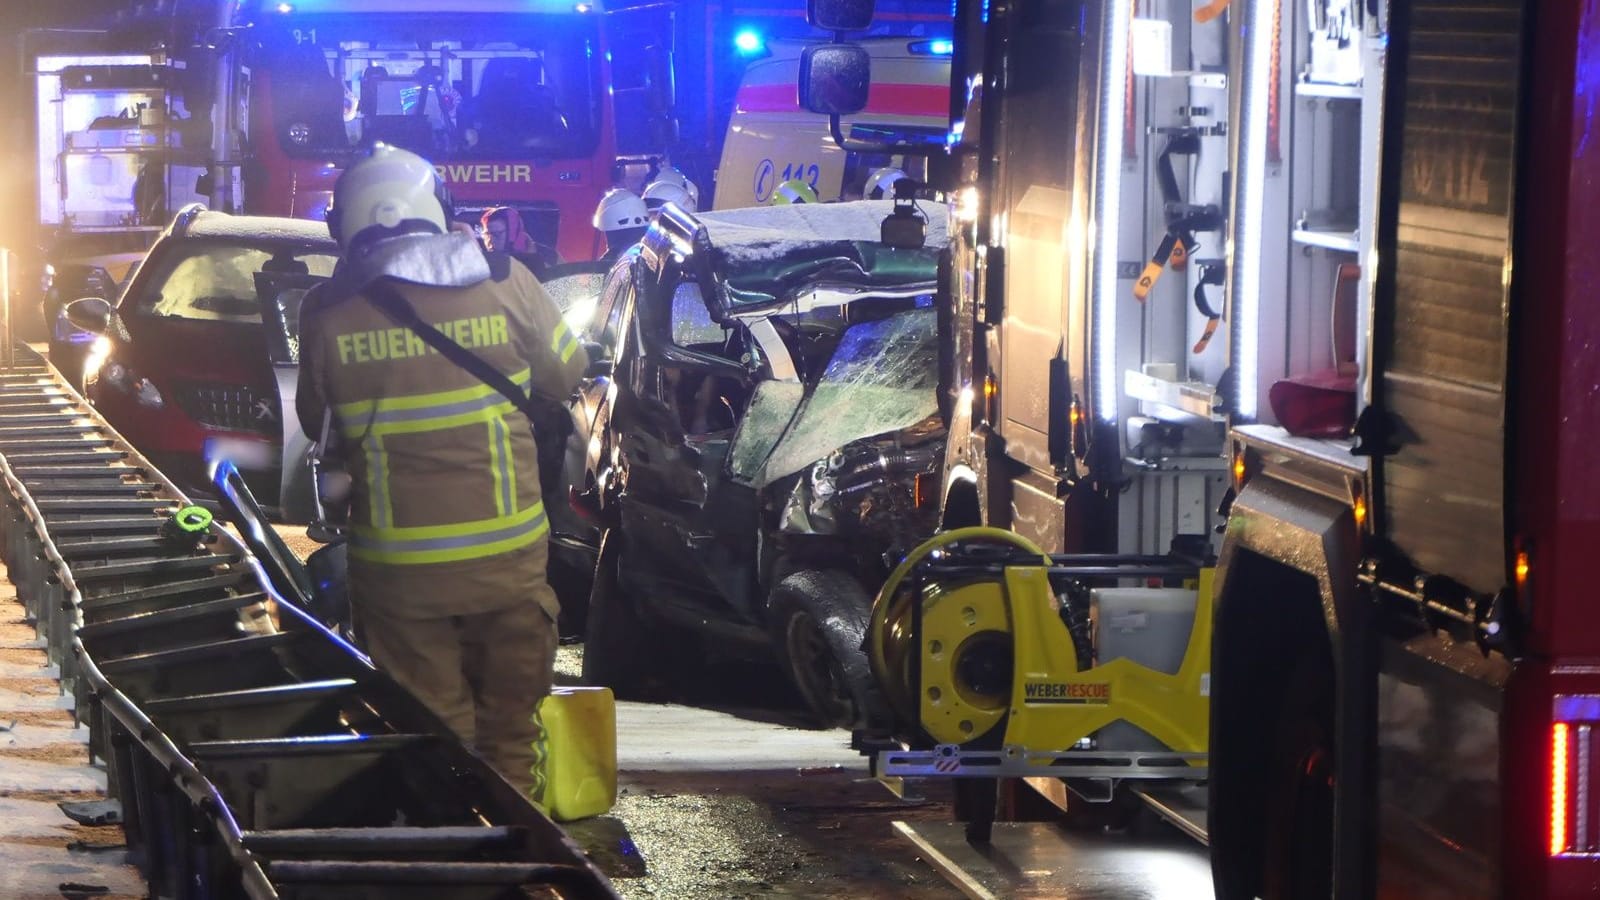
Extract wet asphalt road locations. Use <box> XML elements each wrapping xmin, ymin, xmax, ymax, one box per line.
<box><xmin>552</xmin><ymin>645</ymin><xmax>967</xmax><ymax>899</ymax></box>
<box><xmin>551</xmin><ymin>645</ymin><xmax>1214</xmax><ymax>899</ymax></box>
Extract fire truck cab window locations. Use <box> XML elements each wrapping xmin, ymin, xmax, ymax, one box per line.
<box><xmin>253</xmin><ymin>13</ymin><xmax>601</xmax><ymax>161</ymax></box>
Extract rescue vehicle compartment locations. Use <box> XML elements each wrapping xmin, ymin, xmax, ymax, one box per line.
<box><xmin>956</xmin><ymin>0</ymin><xmax>1243</xmax><ymax>560</ymax></box>
<box><xmin>1209</xmin><ymin>0</ymin><xmax>1534</xmax><ymax>896</ymax></box>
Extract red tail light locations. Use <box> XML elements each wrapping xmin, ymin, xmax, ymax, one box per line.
<box><xmin>1553</xmin><ymin>722</ymin><xmax>1571</xmax><ymax>856</ymax></box>
<box><xmin>1550</xmin><ymin>696</ymin><xmax>1600</xmax><ymax>857</ymax></box>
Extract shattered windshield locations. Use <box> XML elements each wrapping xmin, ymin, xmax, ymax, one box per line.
<box><xmin>729</xmin><ymin>382</ymin><xmax>806</xmax><ymax>483</ymax></box>
<box><xmin>253</xmin><ymin>13</ymin><xmax>601</xmax><ymax>161</ymax></box>
<box><xmin>737</xmin><ymin>309</ymin><xmax>939</xmax><ymax>487</ymax></box>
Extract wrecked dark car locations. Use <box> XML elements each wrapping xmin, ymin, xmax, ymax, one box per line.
<box><xmin>568</xmin><ymin>199</ymin><xmax>948</xmax><ymax>727</ymax></box>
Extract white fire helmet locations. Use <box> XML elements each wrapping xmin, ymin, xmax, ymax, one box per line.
<box><xmin>593</xmin><ymin>188</ymin><xmax>650</xmax><ymax>232</ymax></box>
<box><xmin>865</xmin><ymin>166</ymin><xmax>910</xmax><ymax>200</ymax></box>
<box><xmin>643</xmin><ymin>179</ymin><xmax>697</xmax><ymax>212</ymax></box>
<box><xmin>650</xmin><ymin>166</ymin><xmax>701</xmax><ymax>208</ymax></box>
<box><xmin>327</xmin><ymin>143</ymin><xmax>448</xmax><ymax>248</ymax></box>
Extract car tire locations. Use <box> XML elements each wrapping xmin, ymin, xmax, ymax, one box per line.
<box><xmin>768</xmin><ymin>569</ymin><xmax>886</xmax><ymax>730</ymax></box>
<box><xmin>580</xmin><ymin>529</ymin><xmax>657</xmax><ymax>696</ymax></box>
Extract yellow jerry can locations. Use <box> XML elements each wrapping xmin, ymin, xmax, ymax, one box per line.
<box><xmin>538</xmin><ymin>685</ymin><xmax>617</xmax><ymax>822</ymax></box>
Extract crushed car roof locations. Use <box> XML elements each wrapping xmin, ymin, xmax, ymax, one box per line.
<box><xmin>695</xmin><ymin>199</ymin><xmax>948</xmax><ymax>265</ymax></box>
<box><xmin>684</xmin><ymin>200</ymin><xmax>948</xmax><ymax>306</ymax></box>
<box><xmin>184</xmin><ymin>211</ymin><xmax>339</xmax><ymax>247</ymax></box>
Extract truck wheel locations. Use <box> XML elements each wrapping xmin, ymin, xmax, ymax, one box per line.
<box><xmin>1261</xmin><ymin>658</ymin><xmax>1336</xmax><ymax>900</ymax></box>
<box><xmin>768</xmin><ymin>569</ymin><xmax>885</xmax><ymax>730</ymax></box>
<box><xmin>580</xmin><ymin>529</ymin><xmax>656</xmax><ymax>696</ymax></box>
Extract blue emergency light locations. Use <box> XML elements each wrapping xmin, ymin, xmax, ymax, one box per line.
<box><xmin>734</xmin><ymin>29</ymin><xmax>764</xmax><ymax>56</ymax></box>
<box><xmin>909</xmin><ymin>39</ymin><xmax>954</xmax><ymax>56</ymax></box>
<box><xmin>261</xmin><ymin>0</ymin><xmax>604</xmax><ymax>13</ymax></box>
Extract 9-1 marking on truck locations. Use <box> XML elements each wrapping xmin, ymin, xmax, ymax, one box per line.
<box><xmin>1023</xmin><ymin>682</ymin><xmax>1112</xmax><ymax>705</ymax></box>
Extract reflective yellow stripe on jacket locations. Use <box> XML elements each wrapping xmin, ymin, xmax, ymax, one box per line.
<box><xmin>549</xmin><ymin>319</ymin><xmax>580</xmax><ymax>365</ymax></box>
<box><xmin>336</xmin><ymin>369</ymin><xmax>544</xmax><ymax>565</ymax></box>
<box><xmin>350</xmin><ymin>501</ymin><xmax>549</xmax><ymax>565</ymax></box>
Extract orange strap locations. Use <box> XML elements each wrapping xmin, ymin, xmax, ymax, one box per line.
<box><xmin>1192</xmin><ymin>316</ymin><xmax>1221</xmax><ymax>354</ymax></box>
<box><xmin>1133</xmin><ymin>235</ymin><xmax>1186</xmax><ymax>302</ymax></box>
<box><xmin>1194</xmin><ymin>0</ymin><xmax>1230</xmax><ymax>23</ymax></box>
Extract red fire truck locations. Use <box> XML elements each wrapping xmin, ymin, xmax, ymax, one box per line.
<box><xmin>223</xmin><ymin>0</ymin><xmax>674</xmax><ymax>262</ymax></box>
<box><xmin>810</xmin><ymin>0</ymin><xmax>1600</xmax><ymax>895</ymax></box>
<box><xmin>1212</xmin><ymin>0</ymin><xmax>1600</xmax><ymax>897</ymax></box>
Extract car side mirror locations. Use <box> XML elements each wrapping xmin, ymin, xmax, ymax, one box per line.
<box><xmin>64</xmin><ymin>296</ymin><xmax>113</xmax><ymax>334</ymax></box>
<box><xmin>799</xmin><ymin>44</ymin><xmax>871</xmax><ymax>117</ymax></box>
<box><xmin>807</xmin><ymin>0</ymin><xmax>874</xmax><ymax>31</ymax></box>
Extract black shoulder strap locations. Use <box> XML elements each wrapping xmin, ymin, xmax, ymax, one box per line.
<box><xmin>363</xmin><ymin>278</ymin><xmax>557</xmax><ymax>415</ymax></box>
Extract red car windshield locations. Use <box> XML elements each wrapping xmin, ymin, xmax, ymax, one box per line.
<box><xmin>134</xmin><ymin>243</ymin><xmax>337</xmax><ymax>328</ymax></box>
<box><xmin>253</xmin><ymin>12</ymin><xmax>603</xmax><ymax>162</ymax></box>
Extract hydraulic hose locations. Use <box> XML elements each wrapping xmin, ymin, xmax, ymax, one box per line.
<box><xmin>867</xmin><ymin>526</ymin><xmax>1049</xmax><ymax>726</ymax></box>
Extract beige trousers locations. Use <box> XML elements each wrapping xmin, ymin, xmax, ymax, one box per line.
<box><xmin>356</xmin><ymin>593</ymin><xmax>558</xmax><ymax>805</ymax></box>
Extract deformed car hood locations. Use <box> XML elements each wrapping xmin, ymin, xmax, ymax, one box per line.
<box><xmin>731</xmin><ymin>308</ymin><xmax>939</xmax><ymax>489</ymax></box>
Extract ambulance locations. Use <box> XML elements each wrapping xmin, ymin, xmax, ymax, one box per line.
<box><xmin>713</xmin><ymin>37</ymin><xmax>950</xmax><ymax>209</ymax></box>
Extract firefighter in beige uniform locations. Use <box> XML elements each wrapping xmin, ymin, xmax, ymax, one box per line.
<box><xmin>297</xmin><ymin>145</ymin><xmax>587</xmax><ymax>805</ymax></box>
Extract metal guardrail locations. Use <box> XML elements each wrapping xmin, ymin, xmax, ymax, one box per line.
<box><xmin>0</xmin><ymin>344</ymin><xmax>619</xmax><ymax>899</ymax></box>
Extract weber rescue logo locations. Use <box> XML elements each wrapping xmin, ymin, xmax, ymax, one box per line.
<box><xmin>1024</xmin><ymin>681</ymin><xmax>1111</xmax><ymax>705</ymax></box>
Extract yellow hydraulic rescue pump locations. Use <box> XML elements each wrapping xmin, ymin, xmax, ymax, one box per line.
<box><xmin>859</xmin><ymin>528</ymin><xmax>1213</xmax><ymax>836</ymax></box>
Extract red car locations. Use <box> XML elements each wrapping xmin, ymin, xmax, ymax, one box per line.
<box><xmin>71</xmin><ymin>206</ymin><xmax>339</xmax><ymax>517</ymax></box>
